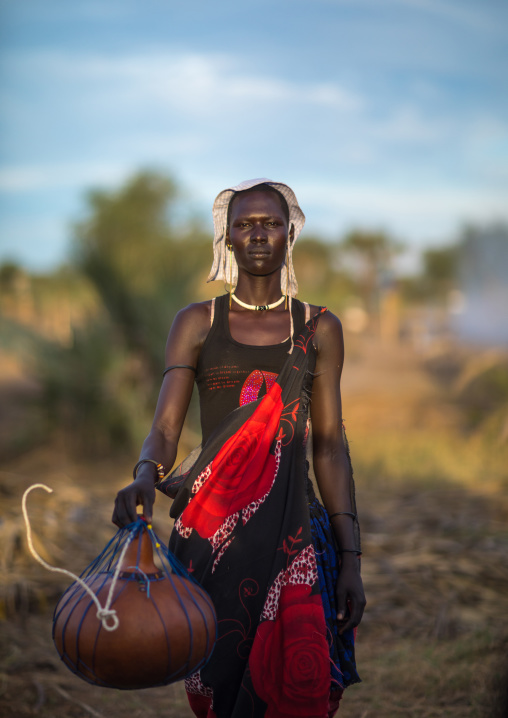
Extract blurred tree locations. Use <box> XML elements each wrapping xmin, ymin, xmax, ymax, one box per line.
<box><xmin>0</xmin><ymin>261</ymin><xmax>24</xmax><ymax>292</ymax></box>
<box><xmin>422</xmin><ymin>245</ymin><xmax>459</xmax><ymax>300</ymax></box>
<box><xmin>29</xmin><ymin>170</ymin><xmax>212</xmax><ymax>455</ymax></box>
<box><xmin>339</xmin><ymin>230</ymin><xmax>403</xmax><ymax>313</ymax></box>
<box><xmin>422</xmin><ymin>246</ymin><xmax>458</xmax><ymax>285</ymax></box>
<box><xmin>397</xmin><ymin>244</ymin><xmax>460</xmax><ymax>305</ymax></box>
<box><xmin>39</xmin><ymin>318</ymin><xmax>154</xmax><ymax>456</ymax></box>
<box><xmin>293</xmin><ymin>237</ymin><xmax>355</xmax><ymax>313</ymax></box>
<box><xmin>73</xmin><ymin>170</ymin><xmax>211</xmax><ymax>377</ymax></box>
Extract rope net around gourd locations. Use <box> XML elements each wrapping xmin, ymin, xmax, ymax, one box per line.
<box><xmin>23</xmin><ymin>484</ymin><xmax>217</xmax><ymax>690</ymax></box>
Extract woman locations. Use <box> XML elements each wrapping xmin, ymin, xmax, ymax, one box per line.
<box><xmin>113</xmin><ymin>178</ymin><xmax>366</xmax><ymax>718</ymax></box>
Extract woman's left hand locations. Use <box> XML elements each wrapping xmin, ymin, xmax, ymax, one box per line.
<box><xmin>335</xmin><ymin>556</ymin><xmax>366</xmax><ymax>634</ymax></box>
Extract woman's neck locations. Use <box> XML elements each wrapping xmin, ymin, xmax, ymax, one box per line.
<box><xmin>233</xmin><ymin>273</ymin><xmax>284</xmax><ymax>308</ymax></box>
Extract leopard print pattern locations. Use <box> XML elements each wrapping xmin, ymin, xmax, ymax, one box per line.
<box><xmin>261</xmin><ymin>544</ymin><xmax>318</xmax><ymax>620</ymax></box>
<box><xmin>185</xmin><ymin>671</ymin><xmax>213</xmax><ymax>697</ymax></box>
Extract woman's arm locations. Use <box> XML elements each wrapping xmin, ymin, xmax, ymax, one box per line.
<box><xmin>310</xmin><ymin>310</ymin><xmax>366</xmax><ymax>633</ymax></box>
<box><xmin>112</xmin><ymin>302</ymin><xmax>211</xmax><ymax>527</ymax></box>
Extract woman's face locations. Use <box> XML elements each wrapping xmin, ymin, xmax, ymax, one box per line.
<box><xmin>227</xmin><ymin>190</ymin><xmax>291</xmax><ymax>279</ymax></box>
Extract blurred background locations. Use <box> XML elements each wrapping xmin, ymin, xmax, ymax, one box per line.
<box><xmin>1</xmin><ymin>2</ymin><xmax>507</xmax><ymax>717</ymax></box>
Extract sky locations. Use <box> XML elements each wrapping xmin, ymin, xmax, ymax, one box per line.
<box><xmin>0</xmin><ymin>0</ymin><xmax>507</xmax><ymax>272</ymax></box>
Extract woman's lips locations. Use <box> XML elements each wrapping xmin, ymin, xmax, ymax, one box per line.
<box><xmin>248</xmin><ymin>251</ymin><xmax>270</xmax><ymax>258</ymax></box>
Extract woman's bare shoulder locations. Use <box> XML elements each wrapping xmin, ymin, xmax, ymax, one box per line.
<box><xmin>166</xmin><ymin>299</ymin><xmax>215</xmax><ymax>352</ymax></box>
<box><xmin>304</xmin><ymin>304</ymin><xmax>344</xmax><ymax>357</ymax></box>
<box><xmin>175</xmin><ymin>299</ymin><xmax>213</xmax><ymax>324</ymax></box>
<box><xmin>305</xmin><ymin>304</ymin><xmax>343</xmax><ymax>332</ymax></box>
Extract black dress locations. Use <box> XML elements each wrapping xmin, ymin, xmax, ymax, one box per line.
<box><xmin>161</xmin><ymin>295</ymin><xmax>360</xmax><ymax>718</ymax></box>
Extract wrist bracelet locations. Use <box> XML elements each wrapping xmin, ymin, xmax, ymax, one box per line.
<box><xmin>329</xmin><ymin>511</ymin><xmax>357</xmax><ymax>520</ymax></box>
<box><xmin>133</xmin><ymin>459</ymin><xmax>166</xmax><ymax>483</ymax></box>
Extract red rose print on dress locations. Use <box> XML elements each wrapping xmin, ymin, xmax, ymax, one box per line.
<box><xmin>185</xmin><ymin>694</ymin><xmax>217</xmax><ymax>718</ymax></box>
<box><xmin>249</xmin><ymin>582</ymin><xmax>329</xmax><ymax>718</ymax></box>
<box><xmin>179</xmin><ymin>382</ymin><xmax>283</xmax><ymax>539</ymax></box>
<box><xmin>208</xmin><ymin>439</ymin><xmax>281</xmax><ymax>572</ymax></box>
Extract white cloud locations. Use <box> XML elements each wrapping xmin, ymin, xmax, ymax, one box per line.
<box><xmin>299</xmin><ymin>181</ymin><xmax>508</xmax><ymax>242</ymax></box>
<box><xmin>0</xmin><ymin>162</ymin><xmax>128</xmax><ymax>192</ymax></box>
<box><xmin>368</xmin><ymin>107</ymin><xmax>451</xmax><ymax>143</ymax></box>
<box><xmin>0</xmin><ymin>128</ymin><xmax>210</xmax><ymax>192</ymax></box>
<box><xmin>303</xmin><ymin>182</ymin><xmax>508</xmax><ymax>217</ymax></box>
<box><xmin>5</xmin><ymin>50</ymin><xmax>363</xmax><ymax>117</ymax></box>
<box><xmin>1</xmin><ymin>39</ymin><xmax>506</xmax><ymax>268</ymax></box>
<box><xmin>4</xmin><ymin>47</ymin><xmax>504</xmax><ymax>164</ymax></box>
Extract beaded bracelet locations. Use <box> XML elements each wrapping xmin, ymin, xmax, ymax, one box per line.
<box><xmin>329</xmin><ymin>511</ymin><xmax>357</xmax><ymax>520</ymax></box>
<box><xmin>133</xmin><ymin>459</ymin><xmax>166</xmax><ymax>483</ymax></box>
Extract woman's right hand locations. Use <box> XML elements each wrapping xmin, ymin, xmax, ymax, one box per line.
<box><xmin>112</xmin><ymin>473</ymin><xmax>156</xmax><ymax>527</ymax></box>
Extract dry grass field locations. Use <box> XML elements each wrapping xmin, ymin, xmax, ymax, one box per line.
<box><xmin>1</xmin><ymin>332</ymin><xmax>508</xmax><ymax>718</ymax></box>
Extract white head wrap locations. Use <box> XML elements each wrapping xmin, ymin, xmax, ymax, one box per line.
<box><xmin>208</xmin><ymin>178</ymin><xmax>306</xmax><ymax>298</ymax></box>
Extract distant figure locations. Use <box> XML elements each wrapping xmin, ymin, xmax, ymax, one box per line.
<box><xmin>113</xmin><ymin>179</ymin><xmax>365</xmax><ymax>717</ymax></box>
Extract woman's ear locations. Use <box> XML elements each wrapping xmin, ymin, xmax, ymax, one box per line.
<box><xmin>289</xmin><ymin>223</ymin><xmax>295</xmax><ymax>245</ymax></box>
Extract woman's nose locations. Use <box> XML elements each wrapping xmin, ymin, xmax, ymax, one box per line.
<box><xmin>250</xmin><ymin>223</ymin><xmax>268</xmax><ymax>242</ymax></box>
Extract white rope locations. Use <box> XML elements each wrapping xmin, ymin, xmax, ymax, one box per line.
<box><xmin>22</xmin><ymin>483</ymin><xmax>137</xmax><ymax>632</ymax></box>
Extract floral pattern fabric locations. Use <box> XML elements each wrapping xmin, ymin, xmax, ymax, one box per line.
<box><xmin>164</xmin><ymin>308</ymin><xmax>360</xmax><ymax>718</ymax></box>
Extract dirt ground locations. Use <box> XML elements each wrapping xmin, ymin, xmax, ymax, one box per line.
<box><xmin>1</xmin><ymin>334</ymin><xmax>508</xmax><ymax>718</ymax></box>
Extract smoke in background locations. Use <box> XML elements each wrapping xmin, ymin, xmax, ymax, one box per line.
<box><xmin>454</xmin><ymin>225</ymin><xmax>508</xmax><ymax>347</ymax></box>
